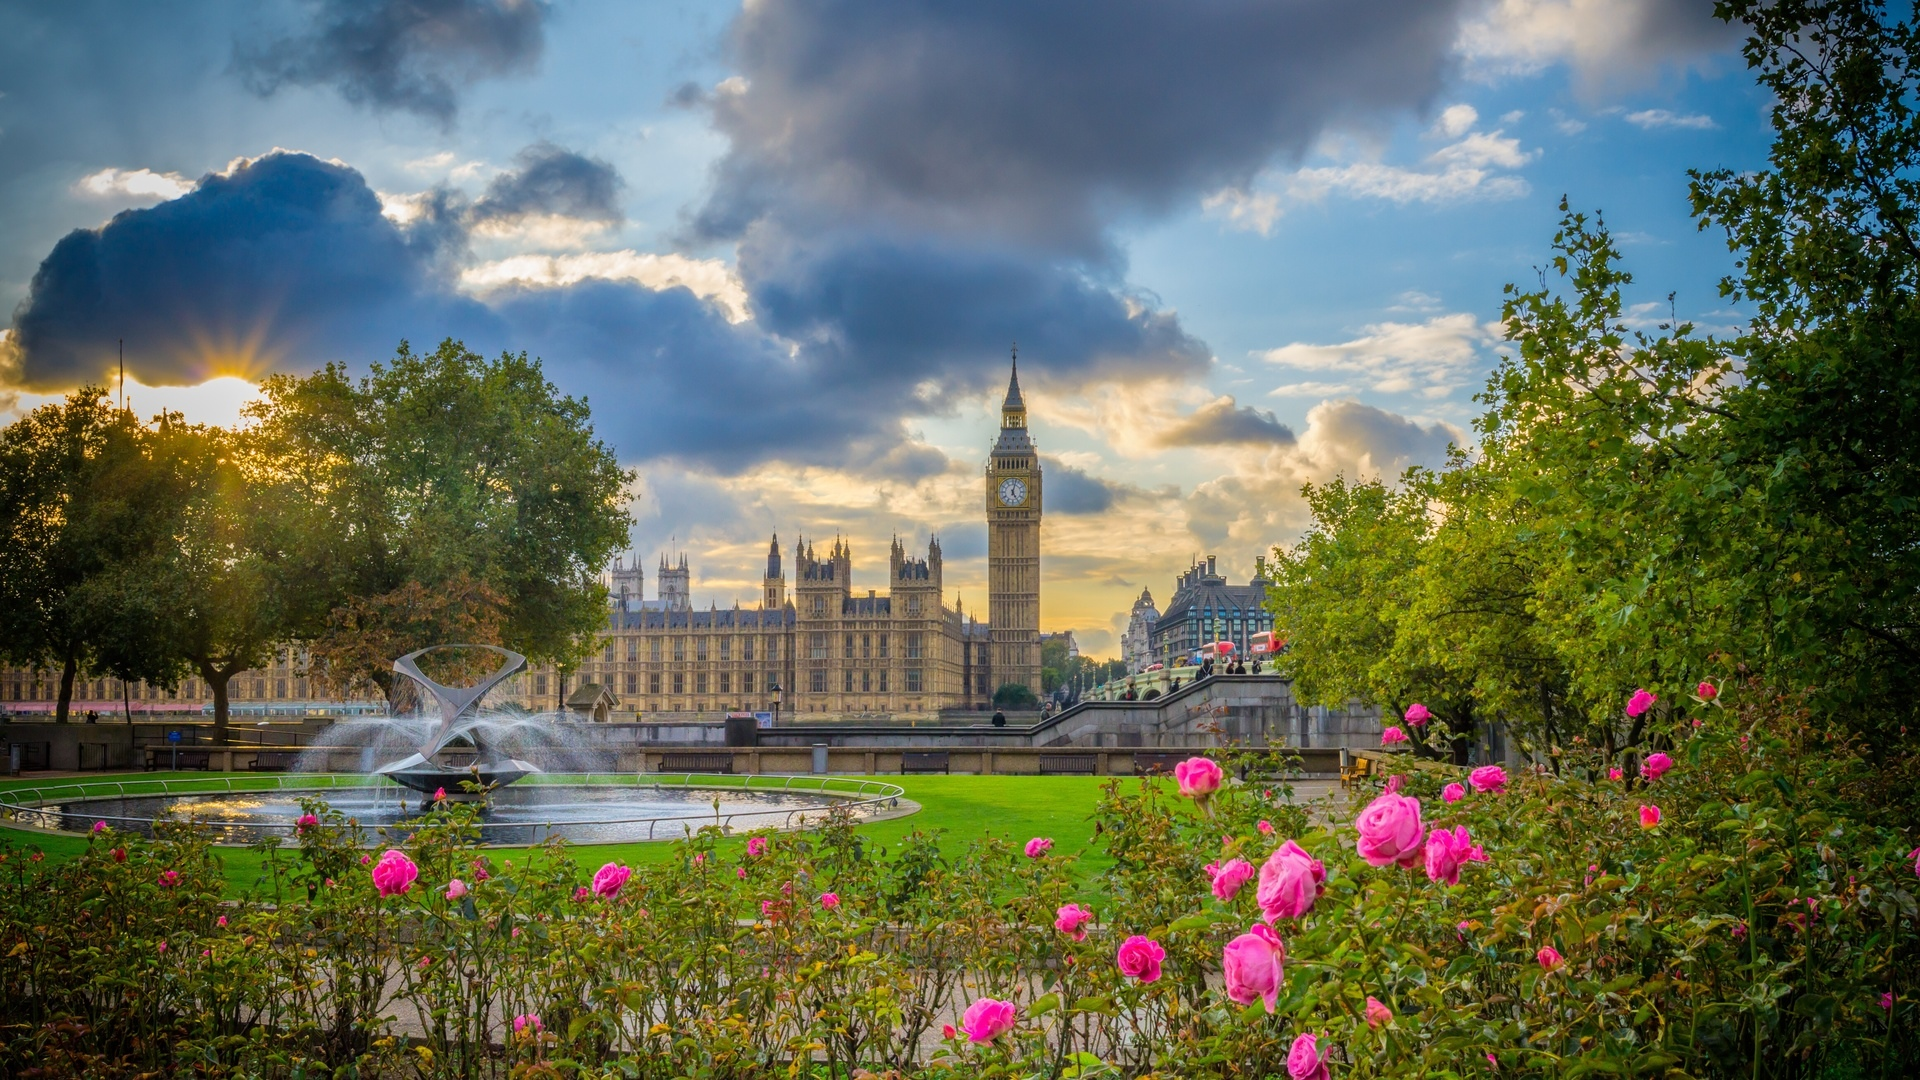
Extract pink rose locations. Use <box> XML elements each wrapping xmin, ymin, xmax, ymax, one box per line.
<box><xmin>1209</xmin><ymin>857</ymin><xmax>1255</xmax><ymax>901</ymax></box>
<box><xmin>941</xmin><ymin>1024</ymin><xmax>957</xmax><ymax>1040</ymax></box>
<box><xmin>1055</xmin><ymin>903</ymin><xmax>1093</xmax><ymax>941</ymax></box>
<box><xmin>1257</xmin><ymin>819</ymin><xmax>1274</xmax><ymax>835</ymax></box>
<box><xmin>1641</xmin><ymin>752</ymin><xmax>1673</xmax><ymax>781</ymax></box>
<box><xmin>959</xmin><ymin>997</ymin><xmax>1017</xmax><ymax>1043</ymax></box>
<box><xmin>359</xmin><ymin>854</ymin><xmax>372</xmax><ymax>866</ymax></box>
<box><xmin>1639</xmin><ymin>804</ymin><xmax>1662</xmax><ymax>829</ymax></box>
<box><xmin>1626</xmin><ymin>688</ymin><xmax>1657</xmax><ymax>718</ymax></box>
<box><xmin>1403</xmin><ymin>702</ymin><xmax>1431</xmax><ymax>726</ymax></box>
<box><xmin>1537</xmin><ymin>945</ymin><xmax>1563</xmax><ymax>971</ymax></box>
<box><xmin>295</xmin><ymin>813</ymin><xmax>318</xmax><ymax>833</ymax></box>
<box><xmin>1024</xmin><ymin>837</ymin><xmax>1054</xmax><ymax>859</ymax></box>
<box><xmin>746</xmin><ymin>836</ymin><xmax>768</xmax><ymax>857</ymax></box>
<box><xmin>371</xmin><ymin>850</ymin><xmax>418</xmax><ymax>897</ymax></box>
<box><xmin>573</xmin><ymin>886</ymin><xmax>589</xmax><ymax>901</ymax></box>
<box><xmin>1256</xmin><ymin>840</ymin><xmax>1326</xmax><ymax>921</ymax></box>
<box><xmin>1696</xmin><ymin>681</ymin><xmax>1717</xmax><ymax>701</ymax></box>
<box><xmin>1354</xmin><ymin>790</ymin><xmax>1425</xmax><ymax>868</ymax></box>
<box><xmin>819</xmin><ymin>892</ymin><xmax>840</xmax><ymax>909</ymax></box>
<box><xmin>158</xmin><ymin>869</ymin><xmax>181</xmax><ymax>888</ymax></box>
<box><xmin>1424</xmin><ymin>825</ymin><xmax>1488</xmax><ymax>886</ymax></box>
<box><xmin>1608</xmin><ymin>767</ymin><xmax>1624</xmax><ymax>781</ymax></box>
<box><xmin>1287</xmin><ymin>1033</ymin><xmax>1330</xmax><ymax>1080</ymax></box>
<box><xmin>1174</xmin><ymin>756</ymin><xmax>1224</xmax><ymax>799</ymax></box>
<box><xmin>1468</xmin><ymin>765</ymin><xmax>1507</xmax><ymax>794</ymax></box>
<box><xmin>512</xmin><ymin>1013</ymin><xmax>542</xmax><ymax>1037</ymax></box>
<box><xmin>1364</xmin><ymin>996</ymin><xmax>1392</xmax><ymax>1028</ymax></box>
<box><xmin>92</xmin><ymin>820</ymin><xmax>107</xmax><ymax>834</ymax></box>
<box><xmin>1441</xmin><ymin>782</ymin><xmax>1465</xmax><ymax>804</ymax></box>
<box><xmin>1380</xmin><ymin>725</ymin><xmax>1409</xmax><ymax>745</ymax></box>
<box><xmin>1882</xmin><ymin>992</ymin><xmax>1895</xmax><ymax>1010</ymax></box>
<box><xmin>592</xmin><ymin>862</ymin><xmax>632</xmax><ymax>899</ymax></box>
<box><xmin>1116</xmin><ymin>935</ymin><xmax>1166</xmax><ymax>982</ymax></box>
<box><xmin>433</xmin><ymin>787</ymin><xmax>446</xmax><ymax>802</ymax></box>
<box><xmin>216</xmin><ymin>915</ymin><xmax>227</xmax><ymax>927</ymax></box>
<box><xmin>1909</xmin><ymin>845</ymin><xmax>1920</xmax><ymax>878</ymax></box>
<box><xmin>1222</xmin><ymin>922</ymin><xmax>1285</xmax><ymax>1012</ymax></box>
<box><xmin>472</xmin><ymin>858</ymin><xmax>491</xmax><ymax>882</ymax></box>
<box><xmin>444</xmin><ymin>878</ymin><xmax>468</xmax><ymax>901</ymax></box>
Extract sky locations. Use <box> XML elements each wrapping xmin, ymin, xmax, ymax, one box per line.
<box><xmin>0</xmin><ymin>0</ymin><xmax>1771</xmax><ymax>657</ymax></box>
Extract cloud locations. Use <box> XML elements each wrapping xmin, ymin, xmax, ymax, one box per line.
<box><xmin>74</xmin><ymin>168</ymin><xmax>196</xmax><ymax>203</ymax></box>
<box><xmin>1458</xmin><ymin>0</ymin><xmax>1738</xmax><ymax>88</ymax></box>
<box><xmin>1624</xmin><ymin>108</ymin><xmax>1717</xmax><ymax>130</ymax></box>
<box><xmin>470</xmin><ymin>141</ymin><xmax>624</xmax><ymax>226</ymax></box>
<box><xmin>1045</xmin><ymin>458</ymin><xmax>1123</xmax><ymax>515</ymax></box>
<box><xmin>461</xmin><ymin>251</ymin><xmax>750</xmax><ymax>322</ymax></box>
<box><xmin>1156</xmin><ymin>397</ymin><xmax>1296</xmax><ymax>447</ymax></box>
<box><xmin>1185</xmin><ymin>399</ymin><xmax>1467</xmax><ymax>549</ymax></box>
<box><xmin>1205</xmin><ymin>126</ymin><xmax>1535</xmax><ymax>235</ymax></box>
<box><xmin>7</xmin><ymin>151</ymin><xmax>497</xmax><ymax>388</ymax></box>
<box><xmin>234</xmin><ymin>0</ymin><xmax>549</xmax><ymax>124</ymax></box>
<box><xmin>1257</xmin><ymin>312</ymin><xmax>1500</xmax><ymax>399</ymax></box>
<box><xmin>694</xmin><ymin>0</ymin><xmax>1474</xmax><ymax>256</ymax></box>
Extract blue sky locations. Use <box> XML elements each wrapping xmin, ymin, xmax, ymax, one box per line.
<box><xmin>0</xmin><ymin>0</ymin><xmax>1770</xmax><ymax>655</ymax></box>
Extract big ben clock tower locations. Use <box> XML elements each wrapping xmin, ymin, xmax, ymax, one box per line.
<box><xmin>986</xmin><ymin>354</ymin><xmax>1043</xmax><ymax>699</ymax></box>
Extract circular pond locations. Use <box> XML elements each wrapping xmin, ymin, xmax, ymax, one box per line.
<box><xmin>1</xmin><ymin>775</ymin><xmax>907</xmax><ymax>846</ymax></box>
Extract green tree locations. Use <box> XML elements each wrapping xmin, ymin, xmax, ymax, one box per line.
<box><xmin>992</xmin><ymin>682</ymin><xmax>1039</xmax><ymax>709</ymax></box>
<box><xmin>252</xmin><ymin>339</ymin><xmax>634</xmax><ymax>695</ymax></box>
<box><xmin>0</xmin><ymin>391</ymin><xmax>184</xmax><ymax>721</ymax></box>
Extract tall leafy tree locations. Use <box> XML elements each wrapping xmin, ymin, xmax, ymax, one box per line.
<box><xmin>252</xmin><ymin>339</ymin><xmax>633</xmax><ymax>696</ymax></box>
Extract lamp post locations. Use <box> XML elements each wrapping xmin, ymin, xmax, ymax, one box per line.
<box><xmin>771</xmin><ymin>683</ymin><xmax>782</xmax><ymax>727</ymax></box>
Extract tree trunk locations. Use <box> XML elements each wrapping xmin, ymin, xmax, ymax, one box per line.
<box><xmin>205</xmin><ymin>663</ymin><xmax>231</xmax><ymax>745</ymax></box>
<box><xmin>55</xmin><ymin>653</ymin><xmax>77</xmax><ymax>723</ymax></box>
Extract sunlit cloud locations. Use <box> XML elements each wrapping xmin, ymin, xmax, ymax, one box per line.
<box><xmin>74</xmin><ymin>167</ymin><xmax>195</xmax><ymax>203</ymax></box>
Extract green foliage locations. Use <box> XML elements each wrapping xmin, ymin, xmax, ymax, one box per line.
<box><xmin>994</xmin><ymin>681</ymin><xmax>1040</xmax><ymax>709</ymax></box>
<box><xmin>4</xmin><ymin>704</ymin><xmax>1916</xmax><ymax>1077</ymax></box>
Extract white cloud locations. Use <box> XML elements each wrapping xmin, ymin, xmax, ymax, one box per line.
<box><xmin>1434</xmin><ymin>103</ymin><xmax>1479</xmax><ymax>138</ymax></box>
<box><xmin>1256</xmin><ymin>312</ymin><xmax>1502</xmax><ymax>399</ymax></box>
<box><xmin>1267</xmin><ymin>380</ymin><xmax>1361</xmax><ymax>398</ymax></box>
<box><xmin>74</xmin><ymin>167</ymin><xmax>194</xmax><ymax>203</ymax></box>
<box><xmin>1204</xmin><ymin>124</ymin><xmax>1535</xmax><ymax>234</ymax></box>
<box><xmin>1550</xmin><ymin>108</ymin><xmax>1589</xmax><ymax>134</ymax></box>
<box><xmin>1624</xmin><ymin>108</ymin><xmax>1716</xmax><ymax>130</ymax></box>
<box><xmin>460</xmin><ymin>251</ymin><xmax>752</xmax><ymax>323</ymax></box>
<box><xmin>1458</xmin><ymin>0</ymin><xmax>1737</xmax><ymax>87</ymax></box>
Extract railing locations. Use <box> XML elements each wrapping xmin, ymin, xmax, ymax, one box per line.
<box><xmin>0</xmin><ymin>773</ymin><xmax>907</xmax><ymax>845</ymax></box>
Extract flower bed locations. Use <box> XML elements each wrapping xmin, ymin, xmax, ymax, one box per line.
<box><xmin>3</xmin><ymin>699</ymin><xmax>1917</xmax><ymax>1077</ymax></box>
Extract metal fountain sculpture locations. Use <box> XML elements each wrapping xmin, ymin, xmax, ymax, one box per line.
<box><xmin>375</xmin><ymin>645</ymin><xmax>538</xmax><ymax>797</ymax></box>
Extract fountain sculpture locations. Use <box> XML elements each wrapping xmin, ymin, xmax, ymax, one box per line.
<box><xmin>373</xmin><ymin>645</ymin><xmax>539</xmax><ymax>797</ymax></box>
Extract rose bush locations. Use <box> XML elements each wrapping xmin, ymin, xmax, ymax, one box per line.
<box><xmin>2</xmin><ymin>705</ymin><xmax>1917</xmax><ymax>1078</ymax></box>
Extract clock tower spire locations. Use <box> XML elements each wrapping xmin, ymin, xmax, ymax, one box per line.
<box><xmin>986</xmin><ymin>347</ymin><xmax>1042</xmax><ymax>701</ymax></box>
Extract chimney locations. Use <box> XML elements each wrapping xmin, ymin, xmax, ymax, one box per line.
<box><xmin>1207</xmin><ymin>555</ymin><xmax>1217</xmax><ymax>577</ymax></box>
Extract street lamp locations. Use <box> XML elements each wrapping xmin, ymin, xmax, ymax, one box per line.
<box><xmin>770</xmin><ymin>682</ymin><xmax>782</xmax><ymax>727</ymax></box>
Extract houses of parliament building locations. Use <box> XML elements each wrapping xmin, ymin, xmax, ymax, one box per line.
<box><xmin>524</xmin><ymin>361</ymin><xmax>1046</xmax><ymax>717</ymax></box>
<box><xmin>0</xmin><ymin>363</ymin><xmax>1046</xmax><ymax>721</ymax></box>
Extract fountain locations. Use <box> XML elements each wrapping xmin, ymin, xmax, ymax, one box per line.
<box><xmin>372</xmin><ymin>645</ymin><xmax>537</xmax><ymax>797</ymax></box>
<box><xmin>0</xmin><ymin>641</ymin><xmax>912</xmax><ymax>845</ymax></box>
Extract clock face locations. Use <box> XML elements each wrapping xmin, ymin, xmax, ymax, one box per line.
<box><xmin>998</xmin><ymin>477</ymin><xmax>1028</xmax><ymax>506</ymax></box>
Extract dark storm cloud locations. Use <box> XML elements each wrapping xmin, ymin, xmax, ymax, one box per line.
<box><xmin>234</xmin><ymin>0</ymin><xmax>549</xmax><ymax>124</ymax></box>
<box><xmin>1157</xmin><ymin>398</ymin><xmax>1296</xmax><ymax>447</ymax></box>
<box><xmin>1044</xmin><ymin>458</ymin><xmax>1121</xmax><ymax>515</ymax></box>
<box><xmin>471</xmin><ymin>141</ymin><xmax>624</xmax><ymax>225</ymax></box>
<box><xmin>6</xmin><ymin>151</ymin><xmax>497</xmax><ymax>388</ymax></box>
<box><xmin>696</xmin><ymin>0</ymin><xmax>1473</xmax><ymax>255</ymax></box>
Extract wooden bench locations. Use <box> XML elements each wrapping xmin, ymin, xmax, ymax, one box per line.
<box><xmin>1132</xmin><ymin>751</ymin><xmax>1188</xmax><ymax>776</ymax></box>
<box><xmin>145</xmin><ymin>747</ymin><xmax>212</xmax><ymax>771</ymax></box>
<box><xmin>901</xmin><ymin>751</ymin><xmax>950</xmax><ymax>774</ymax></box>
<box><xmin>246</xmin><ymin>750</ymin><xmax>301</xmax><ymax>772</ymax></box>
<box><xmin>1339</xmin><ymin>751</ymin><xmax>1373</xmax><ymax>789</ymax></box>
<box><xmin>1039</xmin><ymin>754</ymin><xmax>1098</xmax><ymax>776</ymax></box>
<box><xmin>658</xmin><ymin>752</ymin><xmax>735</xmax><ymax>774</ymax></box>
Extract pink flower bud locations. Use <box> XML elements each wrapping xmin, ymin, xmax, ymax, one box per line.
<box><xmin>1441</xmin><ymin>782</ymin><xmax>1465</xmax><ymax>804</ymax></box>
<box><xmin>1364</xmin><ymin>996</ymin><xmax>1393</xmax><ymax>1028</ymax></box>
<box><xmin>1696</xmin><ymin>681</ymin><xmax>1717</xmax><ymax>701</ymax></box>
<box><xmin>1639</xmin><ymin>804</ymin><xmax>1662</xmax><ymax>829</ymax></box>
<box><xmin>1537</xmin><ymin>945</ymin><xmax>1563</xmax><ymax>971</ymax></box>
<box><xmin>1174</xmin><ymin>757</ymin><xmax>1223</xmax><ymax>799</ymax></box>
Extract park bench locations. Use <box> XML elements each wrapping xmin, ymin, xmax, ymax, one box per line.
<box><xmin>901</xmin><ymin>751</ymin><xmax>950</xmax><ymax>774</ymax></box>
<box><xmin>246</xmin><ymin>751</ymin><xmax>300</xmax><ymax>772</ymax></box>
<box><xmin>1132</xmin><ymin>751</ymin><xmax>1187</xmax><ymax>776</ymax></box>
<box><xmin>1038</xmin><ymin>754</ymin><xmax>1097</xmax><ymax>776</ymax></box>
<box><xmin>1339</xmin><ymin>750</ymin><xmax>1373</xmax><ymax>789</ymax></box>
<box><xmin>144</xmin><ymin>747</ymin><xmax>212</xmax><ymax>771</ymax></box>
<box><xmin>658</xmin><ymin>752</ymin><xmax>735</xmax><ymax>774</ymax></box>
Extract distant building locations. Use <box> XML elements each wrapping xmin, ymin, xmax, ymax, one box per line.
<box><xmin>1121</xmin><ymin>588</ymin><xmax>1160</xmax><ymax>672</ymax></box>
<box><xmin>1148</xmin><ymin>555</ymin><xmax>1274</xmax><ymax>667</ymax></box>
<box><xmin>1043</xmin><ymin>630</ymin><xmax>1079</xmax><ymax>661</ymax></box>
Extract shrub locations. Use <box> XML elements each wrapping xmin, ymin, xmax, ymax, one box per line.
<box><xmin>2</xmin><ymin>700</ymin><xmax>1916</xmax><ymax>1077</ymax></box>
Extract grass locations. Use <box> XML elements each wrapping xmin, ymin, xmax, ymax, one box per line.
<box><xmin>0</xmin><ymin>771</ymin><xmax>1130</xmax><ymax>897</ymax></box>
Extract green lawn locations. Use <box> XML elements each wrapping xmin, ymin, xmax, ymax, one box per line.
<box><xmin>0</xmin><ymin>772</ymin><xmax>1134</xmax><ymax>896</ymax></box>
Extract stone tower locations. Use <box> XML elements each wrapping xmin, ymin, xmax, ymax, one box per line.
<box><xmin>609</xmin><ymin>554</ymin><xmax>643</xmax><ymax>609</ymax></box>
<box><xmin>762</xmin><ymin>532</ymin><xmax>787</xmax><ymax>610</ymax></box>
<box><xmin>985</xmin><ymin>354</ymin><xmax>1042</xmax><ymax>698</ymax></box>
<box><xmin>657</xmin><ymin>551</ymin><xmax>691</xmax><ymax>611</ymax></box>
